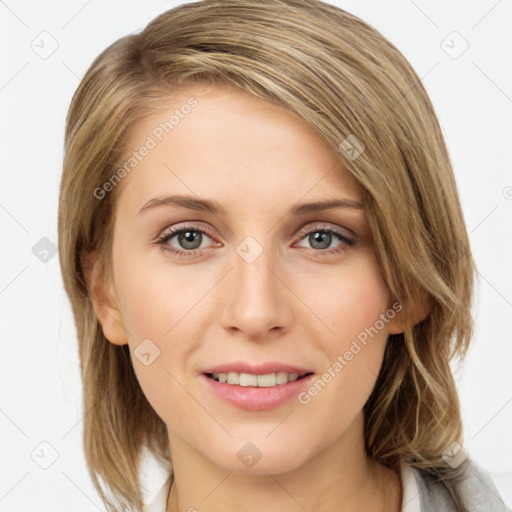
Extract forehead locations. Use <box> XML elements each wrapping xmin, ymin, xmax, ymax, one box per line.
<box><xmin>115</xmin><ymin>83</ymin><xmax>362</xmax><ymax>212</ymax></box>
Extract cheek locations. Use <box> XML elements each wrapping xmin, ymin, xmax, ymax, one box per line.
<box><xmin>113</xmin><ymin>237</ymin><xmax>208</xmax><ymax>341</ymax></box>
<box><xmin>302</xmin><ymin>251</ymin><xmax>391</xmax><ymax>349</ymax></box>
<box><xmin>293</xmin><ymin>253</ymin><xmax>391</xmax><ymax>426</ymax></box>
<box><xmin>114</xmin><ymin>269</ymin><xmax>208</xmax><ymax>431</ymax></box>
<box><xmin>111</xmin><ymin>239</ymin><xmax>207</xmax><ymax>419</ymax></box>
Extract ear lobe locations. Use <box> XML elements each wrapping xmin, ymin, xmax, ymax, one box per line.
<box><xmin>386</xmin><ymin>292</ymin><xmax>431</xmax><ymax>335</ymax></box>
<box><xmin>81</xmin><ymin>249</ymin><xmax>128</xmax><ymax>346</ymax></box>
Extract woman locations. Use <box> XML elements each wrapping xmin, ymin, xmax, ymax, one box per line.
<box><xmin>58</xmin><ymin>1</ymin><xmax>508</xmax><ymax>510</ymax></box>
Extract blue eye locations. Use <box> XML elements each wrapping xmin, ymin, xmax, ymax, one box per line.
<box><xmin>155</xmin><ymin>223</ymin><xmax>355</xmax><ymax>258</ymax></box>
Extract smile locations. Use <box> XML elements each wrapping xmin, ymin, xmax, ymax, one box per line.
<box><xmin>205</xmin><ymin>371</ymin><xmax>313</xmax><ymax>387</ymax></box>
<box><xmin>201</xmin><ymin>371</ymin><xmax>316</xmax><ymax>411</ymax></box>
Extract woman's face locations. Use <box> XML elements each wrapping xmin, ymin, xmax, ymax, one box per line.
<box><xmin>97</xmin><ymin>83</ymin><xmax>402</xmax><ymax>474</ymax></box>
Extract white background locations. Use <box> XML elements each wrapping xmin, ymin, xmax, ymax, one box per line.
<box><xmin>1</xmin><ymin>0</ymin><xmax>511</xmax><ymax>510</ymax></box>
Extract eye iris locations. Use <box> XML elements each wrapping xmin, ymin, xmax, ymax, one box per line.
<box><xmin>310</xmin><ymin>231</ymin><xmax>331</xmax><ymax>250</ymax></box>
<box><xmin>178</xmin><ymin>230</ymin><xmax>202</xmax><ymax>250</ymax></box>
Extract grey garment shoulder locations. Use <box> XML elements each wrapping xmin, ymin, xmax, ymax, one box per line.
<box><xmin>411</xmin><ymin>459</ymin><xmax>510</xmax><ymax>511</ymax></box>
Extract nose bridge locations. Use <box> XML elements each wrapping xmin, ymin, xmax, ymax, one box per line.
<box><xmin>220</xmin><ymin>234</ymin><xmax>291</xmax><ymax>338</ymax></box>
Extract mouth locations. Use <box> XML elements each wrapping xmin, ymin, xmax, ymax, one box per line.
<box><xmin>201</xmin><ymin>362</ymin><xmax>316</xmax><ymax>410</ymax></box>
<box><xmin>204</xmin><ymin>371</ymin><xmax>314</xmax><ymax>387</ymax></box>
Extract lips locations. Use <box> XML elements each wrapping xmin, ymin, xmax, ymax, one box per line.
<box><xmin>201</xmin><ymin>370</ymin><xmax>316</xmax><ymax>411</ymax></box>
<box><xmin>200</xmin><ymin>361</ymin><xmax>316</xmax><ymax>410</ymax></box>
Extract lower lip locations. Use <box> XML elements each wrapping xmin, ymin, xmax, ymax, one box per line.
<box><xmin>201</xmin><ymin>373</ymin><xmax>315</xmax><ymax>411</ymax></box>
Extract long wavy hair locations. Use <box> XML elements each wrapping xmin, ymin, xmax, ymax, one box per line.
<box><xmin>58</xmin><ymin>1</ymin><xmax>475</xmax><ymax>510</ymax></box>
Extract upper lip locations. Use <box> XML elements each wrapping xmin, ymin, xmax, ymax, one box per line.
<box><xmin>203</xmin><ymin>361</ymin><xmax>314</xmax><ymax>376</ymax></box>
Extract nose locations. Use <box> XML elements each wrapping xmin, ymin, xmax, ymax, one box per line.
<box><xmin>220</xmin><ymin>242</ymin><xmax>294</xmax><ymax>341</ymax></box>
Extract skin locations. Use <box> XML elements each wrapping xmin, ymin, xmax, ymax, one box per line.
<box><xmin>90</xmin><ymin>83</ymin><xmax>405</xmax><ymax>511</ymax></box>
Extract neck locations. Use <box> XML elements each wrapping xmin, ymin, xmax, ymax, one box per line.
<box><xmin>166</xmin><ymin>414</ymin><xmax>402</xmax><ymax>512</ymax></box>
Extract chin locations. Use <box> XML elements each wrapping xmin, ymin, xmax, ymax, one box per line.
<box><xmin>205</xmin><ymin>435</ymin><xmax>314</xmax><ymax>475</ymax></box>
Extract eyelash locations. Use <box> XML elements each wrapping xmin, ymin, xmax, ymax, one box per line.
<box><xmin>154</xmin><ymin>222</ymin><xmax>356</xmax><ymax>258</ymax></box>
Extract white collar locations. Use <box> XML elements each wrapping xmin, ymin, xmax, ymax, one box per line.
<box><xmin>142</xmin><ymin>461</ymin><xmax>421</xmax><ymax>511</ymax></box>
<box><xmin>143</xmin><ymin>474</ymin><xmax>172</xmax><ymax>512</ymax></box>
<box><xmin>400</xmin><ymin>463</ymin><xmax>422</xmax><ymax>512</ymax></box>
<box><xmin>139</xmin><ymin>448</ymin><xmax>173</xmax><ymax>512</ymax></box>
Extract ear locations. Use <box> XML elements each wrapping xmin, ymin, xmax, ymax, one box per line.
<box><xmin>81</xmin><ymin>249</ymin><xmax>128</xmax><ymax>346</ymax></box>
<box><xmin>386</xmin><ymin>291</ymin><xmax>431</xmax><ymax>335</ymax></box>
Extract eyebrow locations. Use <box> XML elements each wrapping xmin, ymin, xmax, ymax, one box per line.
<box><xmin>138</xmin><ymin>194</ymin><xmax>364</xmax><ymax>216</ymax></box>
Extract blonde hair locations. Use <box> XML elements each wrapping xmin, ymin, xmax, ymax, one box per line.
<box><xmin>58</xmin><ymin>1</ymin><xmax>475</xmax><ymax>510</ymax></box>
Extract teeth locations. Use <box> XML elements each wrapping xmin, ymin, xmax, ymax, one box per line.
<box><xmin>240</xmin><ymin>373</ymin><xmax>258</xmax><ymax>386</ymax></box>
<box><xmin>276</xmin><ymin>372</ymin><xmax>289</xmax><ymax>384</ymax></box>
<box><xmin>209</xmin><ymin>371</ymin><xmax>306</xmax><ymax>386</ymax></box>
<box><xmin>258</xmin><ymin>373</ymin><xmax>276</xmax><ymax>387</ymax></box>
<box><xmin>227</xmin><ymin>371</ymin><xmax>239</xmax><ymax>385</ymax></box>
